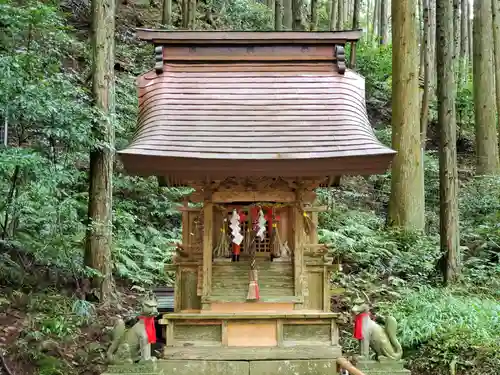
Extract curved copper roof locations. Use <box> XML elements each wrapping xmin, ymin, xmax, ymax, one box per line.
<box><xmin>119</xmin><ymin>62</ymin><xmax>395</xmax><ymax>181</ymax></box>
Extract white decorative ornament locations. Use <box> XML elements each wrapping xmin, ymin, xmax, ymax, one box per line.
<box><xmin>256</xmin><ymin>209</ymin><xmax>267</xmax><ymax>241</ymax></box>
<box><xmin>229</xmin><ymin>209</ymin><xmax>243</xmax><ymax>245</ymax></box>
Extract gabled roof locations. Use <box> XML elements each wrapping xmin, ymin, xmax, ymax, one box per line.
<box><xmin>118</xmin><ymin>31</ymin><xmax>395</xmax><ymax>184</ymax></box>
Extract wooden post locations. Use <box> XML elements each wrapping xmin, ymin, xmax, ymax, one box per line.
<box><xmin>174</xmin><ymin>267</ymin><xmax>182</xmax><ymax>312</ymax></box>
<box><xmin>323</xmin><ymin>265</ymin><xmax>331</xmax><ymax>312</ymax></box>
<box><xmin>293</xmin><ymin>191</ymin><xmax>305</xmax><ymax>309</ymax></box>
<box><xmin>201</xmin><ymin>200</ymin><xmax>213</xmax><ymax>309</ymax></box>
<box><xmin>350</xmin><ymin>40</ymin><xmax>357</xmax><ymax>68</ymax></box>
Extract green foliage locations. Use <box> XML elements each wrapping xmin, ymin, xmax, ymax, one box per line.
<box><xmin>379</xmin><ymin>287</ymin><xmax>500</xmax><ymax>375</ymax></box>
<box><xmin>356</xmin><ymin>43</ymin><xmax>392</xmax><ymax>98</ymax></box>
<box><xmin>0</xmin><ymin>0</ymin><xmax>184</xmax><ymax>290</ymax></box>
<box><xmin>198</xmin><ymin>0</ymin><xmax>273</xmax><ymax>30</ymax></box>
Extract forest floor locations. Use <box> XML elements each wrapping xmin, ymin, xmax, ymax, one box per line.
<box><xmin>0</xmin><ymin>285</ymin><xmax>140</xmax><ymax>375</ymax></box>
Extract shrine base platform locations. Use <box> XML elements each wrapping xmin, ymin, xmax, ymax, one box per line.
<box><xmin>104</xmin><ymin>358</ymin><xmax>340</xmax><ymax>375</ymax></box>
<box><xmin>151</xmin><ymin>311</ymin><xmax>343</xmax><ymax>375</ymax></box>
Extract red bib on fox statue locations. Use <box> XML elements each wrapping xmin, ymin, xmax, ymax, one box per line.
<box><xmin>353</xmin><ymin>312</ymin><xmax>371</xmax><ymax>340</ymax></box>
<box><xmin>139</xmin><ymin>316</ymin><xmax>156</xmax><ymax>344</ymax></box>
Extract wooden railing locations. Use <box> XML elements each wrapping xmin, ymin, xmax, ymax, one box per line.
<box><xmin>336</xmin><ymin>357</ymin><xmax>366</xmax><ymax>375</ymax></box>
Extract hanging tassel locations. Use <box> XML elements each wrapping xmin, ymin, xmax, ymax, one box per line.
<box><xmin>246</xmin><ymin>267</ymin><xmax>260</xmax><ymax>301</ymax></box>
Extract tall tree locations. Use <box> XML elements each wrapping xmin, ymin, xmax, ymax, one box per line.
<box><xmin>330</xmin><ymin>0</ymin><xmax>338</xmax><ymax>30</ymax></box>
<box><xmin>283</xmin><ymin>0</ymin><xmax>293</xmax><ymax>29</ymax></box>
<box><xmin>352</xmin><ymin>0</ymin><xmax>360</xmax><ymax>29</ymax></box>
<box><xmin>161</xmin><ymin>0</ymin><xmax>172</xmax><ymax>26</ymax></box>
<box><xmin>275</xmin><ymin>0</ymin><xmax>283</xmax><ymax>30</ymax></box>
<box><xmin>268</xmin><ymin>0</ymin><xmax>276</xmax><ymax>22</ymax></box>
<box><xmin>310</xmin><ymin>0</ymin><xmax>318</xmax><ymax>30</ymax></box>
<box><xmin>292</xmin><ymin>0</ymin><xmax>305</xmax><ymax>30</ymax></box>
<box><xmin>372</xmin><ymin>0</ymin><xmax>380</xmax><ymax>41</ymax></box>
<box><xmin>453</xmin><ymin>0</ymin><xmax>461</xmax><ymax>60</ymax></box>
<box><xmin>86</xmin><ymin>0</ymin><xmax>116</xmax><ymax>300</ymax></box>
<box><xmin>388</xmin><ymin>0</ymin><xmax>425</xmax><ymax>230</ymax></box>
<box><xmin>188</xmin><ymin>0</ymin><xmax>197</xmax><ymax>28</ymax></box>
<box><xmin>436</xmin><ymin>0</ymin><xmax>460</xmax><ymax>284</ymax></box>
<box><xmin>182</xmin><ymin>0</ymin><xmax>188</xmax><ymax>28</ymax></box>
<box><xmin>468</xmin><ymin>0</ymin><xmax>473</xmax><ymax>63</ymax></box>
<box><xmin>473</xmin><ymin>0</ymin><xmax>500</xmax><ymax>175</ymax></box>
<box><xmin>492</xmin><ymin>0</ymin><xmax>500</xmax><ymax>122</ymax></box>
<box><xmin>420</xmin><ymin>0</ymin><xmax>431</xmax><ymax>147</ymax></box>
<box><xmin>337</xmin><ymin>0</ymin><xmax>345</xmax><ymax>29</ymax></box>
<box><xmin>379</xmin><ymin>0</ymin><xmax>388</xmax><ymax>45</ymax></box>
<box><xmin>429</xmin><ymin>0</ymin><xmax>437</xmax><ymax>87</ymax></box>
<box><xmin>459</xmin><ymin>0</ymin><xmax>469</xmax><ymax>83</ymax></box>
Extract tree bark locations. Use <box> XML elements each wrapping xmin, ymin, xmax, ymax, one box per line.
<box><xmin>275</xmin><ymin>0</ymin><xmax>283</xmax><ymax>30</ymax></box>
<box><xmin>86</xmin><ymin>0</ymin><xmax>116</xmax><ymax>301</ymax></box>
<box><xmin>473</xmin><ymin>0</ymin><xmax>500</xmax><ymax>175</ymax></box>
<box><xmin>330</xmin><ymin>0</ymin><xmax>338</xmax><ymax>30</ymax></box>
<box><xmin>436</xmin><ymin>0</ymin><xmax>460</xmax><ymax>285</ymax></box>
<box><xmin>388</xmin><ymin>0</ymin><xmax>425</xmax><ymax>231</ymax></box>
<box><xmin>492</xmin><ymin>0</ymin><xmax>500</xmax><ymax>126</ymax></box>
<box><xmin>283</xmin><ymin>0</ymin><xmax>293</xmax><ymax>29</ymax></box>
<box><xmin>420</xmin><ymin>0</ymin><xmax>431</xmax><ymax>147</ymax></box>
<box><xmin>161</xmin><ymin>0</ymin><xmax>172</xmax><ymax>26</ymax></box>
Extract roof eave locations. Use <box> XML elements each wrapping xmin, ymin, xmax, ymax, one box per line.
<box><xmin>136</xmin><ymin>29</ymin><xmax>364</xmax><ymax>45</ymax></box>
<box><xmin>117</xmin><ymin>151</ymin><xmax>396</xmax><ymax>183</ymax></box>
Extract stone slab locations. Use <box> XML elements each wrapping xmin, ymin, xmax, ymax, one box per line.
<box><xmin>354</xmin><ymin>360</ymin><xmax>411</xmax><ymax>375</ymax></box>
<box><xmin>250</xmin><ymin>359</ymin><xmax>337</xmax><ymax>375</ymax></box>
<box><xmin>102</xmin><ymin>362</ymin><xmax>164</xmax><ymax>375</ymax></box>
<box><xmin>157</xmin><ymin>360</ymin><xmax>249</xmax><ymax>375</ymax></box>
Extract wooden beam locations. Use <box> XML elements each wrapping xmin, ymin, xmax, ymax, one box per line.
<box><xmin>304</xmin><ymin>206</ymin><xmax>328</xmax><ymax>212</ymax></box>
<box><xmin>175</xmin><ymin>206</ymin><xmax>202</xmax><ymax>212</ymax></box>
<box><xmin>212</xmin><ymin>190</ymin><xmax>296</xmax><ymax>203</ymax></box>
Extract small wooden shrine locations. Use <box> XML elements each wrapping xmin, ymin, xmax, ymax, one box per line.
<box><xmin>118</xmin><ymin>29</ymin><xmax>395</xmax><ymax>375</ymax></box>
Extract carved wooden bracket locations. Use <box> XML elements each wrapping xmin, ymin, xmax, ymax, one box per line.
<box><xmin>154</xmin><ymin>45</ymin><xmax>164</xmax><ymax>74</ymax></box>
<box><xmin>335</xmin><ymin>45</ymin><xmax>346</xmax><ymax>74</ymax></box>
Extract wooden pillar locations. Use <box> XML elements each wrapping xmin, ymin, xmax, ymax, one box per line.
<box><xmin>293</xmin><ymin>191</ymin><xmax>305</xmax><ymax>309</ymax></box>
<box><xmin>201</xmin><ymin>200</ymin><xmax>213</xmax><ymax>309</ymax></box>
